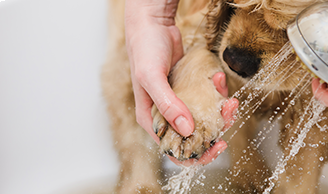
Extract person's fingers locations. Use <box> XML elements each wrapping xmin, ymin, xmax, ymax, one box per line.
<box><xmin>132</xmin><ymin>77</ymin><xmax>160</xmax><ymax>144</ymax></box>
<box><xmin>195</xmin><ymin>139</ymin><xmax>228</xmax><ymax>165</ymax></box>
<box><xmin>129</xmin><ymin>25</ymin><xmax>193</xmax><ymax>138</ymax></box>
<box><xmin>312</xmin><ymin>78</ymin><xmax>328</xmax><ymax>107</ymax></box>
<box><xmin>213</xmin><ymin>72</ymin><xmax>239</xmax><ymax>130</ymax></box>
<box><xmin>213</xmin><ymin>72</ymin><xmax>228</xmax><ymax>98</ymax></box>
<box><xmin>221</xmin><ymin>98</ymin><xmax>239</xmax><ymax>131</ymax></box>
<box><xmin>137</xmin><ymin>71</ymin><xmax>194</xmax><ymax>137</ymax></box>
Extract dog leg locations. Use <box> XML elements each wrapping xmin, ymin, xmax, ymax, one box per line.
<box><xmin>102</xmin><ymin>45</ymin><xmax>162</xmax><ymax>194</ymax></box>
<box><xmin>152</xmin><ymin>46</ymin><xmax>226</xmax><ymax>161</ymax></box>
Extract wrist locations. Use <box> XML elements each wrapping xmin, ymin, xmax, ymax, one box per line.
<box><xmin>125</xmin><ymin>0</ymin><xmax>179</xmax><ymax>26</ymax></box>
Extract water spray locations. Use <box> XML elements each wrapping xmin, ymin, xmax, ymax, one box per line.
<box><xmin>287</xmin><ymin>2</ymin><xmax>328</xmax><ymax>84</ymax></box>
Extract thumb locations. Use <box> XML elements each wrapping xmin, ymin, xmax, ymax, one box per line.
<box><xmin>144</xmin><ymin>73</ymin><xmax>195</xmax><ymax>137</ymax></box>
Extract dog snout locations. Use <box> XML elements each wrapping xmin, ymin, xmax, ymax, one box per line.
<box><xmin>223</xmin><ymin>47</ymin><xmax>261</xmax><ymax>78</ymax></box>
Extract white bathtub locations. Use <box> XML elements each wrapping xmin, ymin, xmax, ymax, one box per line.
<box><xmin>0</xmin><ymin>1</ymin><xmax>119</xmax><ymax>193</ymax></box>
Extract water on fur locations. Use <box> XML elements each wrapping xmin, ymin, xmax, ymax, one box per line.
<box><xmin>162</xmin><ymin>41</ymin><xmax>328</xmax><ymax>193</ymax></box>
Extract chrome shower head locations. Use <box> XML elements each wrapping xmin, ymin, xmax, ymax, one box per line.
<box><xmin>287</xmin><ymin>2</ymin><xmax>328</xmax><ymax>83</ymax></box>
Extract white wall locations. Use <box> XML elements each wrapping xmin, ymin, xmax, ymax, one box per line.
<box><xmin>0</xmin><ymin>0</ymin><xmax>119</xmax><ymax>194</ymax></box>
<box><xmin>2</xmin><ymin>1</ymin><xmax>328</xmax><ymax>194</ymax></box>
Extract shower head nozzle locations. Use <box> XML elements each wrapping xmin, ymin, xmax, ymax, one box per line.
<box><xmin>287</xmin><ymin>2</ymin><xmax>328</xmax><ymax>83</ymax></box>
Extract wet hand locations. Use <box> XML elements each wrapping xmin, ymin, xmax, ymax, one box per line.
<box><xmin>312</xmin><ymin>78</ymin><xmax>328</xmax><ymax>107</ymax></box>
<box><xmin>125</xmin><ymin>0</ymin><xmax>194</xmax><ymax>145</ymax></box>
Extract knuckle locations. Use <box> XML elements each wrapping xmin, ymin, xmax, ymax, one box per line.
<box><xmin>156</xmin><ymin>101</ymin><xmax>171</xmax><ymax>118</ymax></box>
<box><xmin>134</xmin><ymin>69</ymin><xmax>146</xmax><ymax>83</ymax></box>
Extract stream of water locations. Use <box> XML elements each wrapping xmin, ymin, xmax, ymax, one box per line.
<box><xmin>162</xmin><ymin>41</ymin><xmax>327</xmax><ymax>194</ymax></box>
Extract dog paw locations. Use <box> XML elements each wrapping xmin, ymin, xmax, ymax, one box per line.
<box><xmin>149</xmin><ymin>47</ymin><xmax>227</xmax><ymax>161</ymax></box>
<box><xmin>151</xmin><ymin>102</ymin><xmax>224</xmax><ymax>161</ymax></box>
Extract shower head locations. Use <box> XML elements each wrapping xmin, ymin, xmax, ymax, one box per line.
<box><xmin>287</xmin><ymin>2</ymin><xmax>328</xmax><ymax>83</ymax></box>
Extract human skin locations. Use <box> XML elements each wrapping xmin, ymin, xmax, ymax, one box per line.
<box><xmin>125</xmin><ymin>0</ymin><xmax>238</xmax><ymax>166</ymax></box>
<box><xmin>312</xmin><ymin>78</ymin><xmax>328</xmax><ymax>107</ymax></box>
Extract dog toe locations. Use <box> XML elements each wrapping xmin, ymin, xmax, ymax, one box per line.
<box><xmin>189</xmin><ymin>152</ymin><xmax>199</xmax><ymax>159</ymax></box>
<box><xmin>182</xmin><ymin>131</ymin><xmax>205</xmax><ymax>159</ymax></box>
<box><xmin>160</xmin><ymin>127</ymin><xmax>183</xmax><ymax>159</ymax></box>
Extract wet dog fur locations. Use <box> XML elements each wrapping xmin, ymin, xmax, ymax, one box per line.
<box><xmin>102</xmin><ymin>0</ymin><xmax>328</xmax><ymax>193</ymax></box>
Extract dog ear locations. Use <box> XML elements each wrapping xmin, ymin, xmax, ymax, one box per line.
<box><xmin>205</xmin><ymin>0</ymin><xmax>235</xmax><ymax>53</ymax></box>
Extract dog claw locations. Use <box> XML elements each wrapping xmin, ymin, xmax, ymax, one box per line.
<box><xmin>183</xmin><ymin>149</ymin><xmax>192</xmax><ymax>159</ymax></box>
<box><xmin>165</xmin><ymin>150</ymin><xmax>174</xmax><ymax>157</ymax></box>
<box><xmin>210</xmin><ymin>139</ymin><xmax>216</xmax><ymax>147</ymax></box>
<box><xmin>152</xmin><ymin>105</ymin><xmax>167</xmax><ymax>138</ymax></box>
<box><xmin>152</xmin><ymin>120</ymin><xmax>166</xmax><ymax>135</ymax></box>
<box><xmin>204</xmin><ymin>138</ymin><xmax>217</xmax><ymax>149</ymax></box>
<box><xmin>165</xmin><ymin>147</ymin><xmax>181</xmax><ymax>159</ymax></box>
<box><xmin>189</xmin><ymin>153</ymin><xmax>199</xmax><ymax>159</ymax></box>
<box><xmin>156</xmin><ymin>125</ymin><xmax>167</xmax><ymax>138</ymax></box>
<box><xmin>182</xmin><ymin>140</ymin><xmax>193</xmax><ymax>159</ymax></box>
<box><xmin>153</xmin><ymin>97</ymin><xmax>223</xmax><ymax>161</ymax></box>
<box><xmin>172</xmin><ymin>143</ymin><xmax>181</xmax><ymax>158</ymax></box>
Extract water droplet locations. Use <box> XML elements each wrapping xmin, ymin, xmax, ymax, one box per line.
<box><xmin>319</xmin><ymin>156</ymin><xmax>324</xmax><ymax>161</ymax></box>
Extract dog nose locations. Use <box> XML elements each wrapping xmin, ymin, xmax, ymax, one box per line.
<box><xmin>223</xmin><ymin>47</ymin><xmax>261</xmax><ymax>78</ymax></box>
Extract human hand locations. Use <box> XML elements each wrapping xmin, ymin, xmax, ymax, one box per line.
<box><xmin>169</xmin><ymin>72</ymin><xmax>239</xmax><ymax>167</ymax></box>
<box><xmin>125</xmin><ymin>0</ymin><xmax>193</xmax><ymax>145</ymax></box>
<box><xmin>125</xmin><ymin>1</ymin><xmax>238</xmax><ymax>166</ymax></box>
<box><xmin>312</xmin><ymin>78</ymin><xmax>328</xmax><ymax>107</ymax></box>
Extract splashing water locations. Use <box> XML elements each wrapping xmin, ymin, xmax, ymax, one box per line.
<box><xmin>162</xmin><ymin>41</ymin><xmax>328</xmax><ymax>193</ymax></box>
<box><xmin>162</xmin><ymin>41</ymin><xmax>296</xmax><ymax>193</ymax></box>
<box><xmin>263</xmin><ymin>97</ymin><xmax>327</xmax><ymax>193</ymax></box>
<box><xmin>222</xmin><ymin>42</ymin><xmax>299</xmax><ymax>140</ymax></box>
<box><xmin>162</xmin><ymin>165</ymin><xmax>204</xmax><ymax>194</ymax></box>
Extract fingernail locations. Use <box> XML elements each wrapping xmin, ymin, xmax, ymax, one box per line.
<box><xmin>174</xmin><ymin>116</ymin><xmax>192</xmax><ymax>137</ymax></box>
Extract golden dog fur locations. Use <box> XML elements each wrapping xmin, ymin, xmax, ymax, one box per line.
<box><xmin>102</xmin><ymin>0</ymin><xmax>328</xmax><ymax>193</ymax></box>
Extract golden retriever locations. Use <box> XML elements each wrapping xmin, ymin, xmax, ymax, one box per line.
<box><xmin>101</xmin><ymin>0</ymin><xmax>328</xmax><ymax>193</ymax></box>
